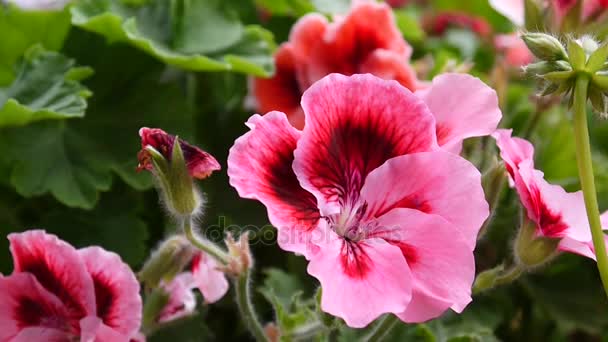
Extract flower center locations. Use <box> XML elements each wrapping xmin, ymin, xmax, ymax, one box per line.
<box><xmin>328</xmin><ymin>202</ymin><xmax>369</xmax><ymax>241</ymax></box>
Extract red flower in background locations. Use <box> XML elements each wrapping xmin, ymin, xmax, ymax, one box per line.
<box><xmin>137</xmin><ymin>128</ymin><xmax>221</xmax><ymax>180</ymax></box>
<box><xmin>250</xmin><ymin>1</ymin><xmax>417</xmax><ymax>129</ymax></box>
<box><xmin>424</xmin><ymin>12</ymin><xmax>492</xmax><ymax>38</ymax></box>
<box><xmin>0</xmin><ymin>230</ymin><xmax>142</xmax><ymax>341</ymax></box>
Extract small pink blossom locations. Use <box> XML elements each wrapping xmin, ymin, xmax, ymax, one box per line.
<box><xmin>250</xmin><ymin>1</ymin><xmax>417</xmax><ymax>129</ymax></box>
<box><xmin>137</xmin><ymin>127</ymin><xmax>221</xmax><ymax>180</ymax></box>
<box><xmin>492</xmin><ymin>129</ymin><xmax>601</xmax><ymax>259</ymax></box>
<box><xmin>156</xmin><ymin>252</ymin><xmax>228</xmax><ymax>324</ymax></box>
<box><xmin>494</xmin><ymin>34</ymin><xmax>534</xmax><ymax>68</ymax></box>
<box><xmin>230</xmin><ymin>73</ymin><xmax>496</xmax><ymax>327</ymax></box>
<box><xmin>424</xmin><ymin>12</ymin><xmax>492</xmax><ymax>38</ymax></box>
<box><xmin>0</xmin><ymin>230</ymin><xmax>142</xmax><ymax>341</ymax></box>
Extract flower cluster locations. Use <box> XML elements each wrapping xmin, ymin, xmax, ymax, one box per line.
<box><xmin>0</xmin><ymin>230</ymin><xmax>142</xmax><ymax>341</ymax></box>
<box><xmin>250</xmin><ymin>1</ymin><xmax>418</xmax><ymax>129</ymax></box>
<box><xmin>229</xmin><ymin>72</ymin><xmax>501</xmax><ymax>327</ymax></box>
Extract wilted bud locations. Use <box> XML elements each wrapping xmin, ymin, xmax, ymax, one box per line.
<box><xmin>514</xmin><ymin>217</ymin><xmax>559</xmax><ymax>267</ymax></box>
<box><xmin>220</xmin><ymin>232</ymin><xmax>253</xmax><ymax>277</ymax></box>
<box><xmin>139</xmin><ymin>235</ymin><xmax>195</xmax><ymax>288</ymax></box>
<box><xmin>137</xmin><ymin>128</ymin><xmax>220</xmax><ymax>217</ymax></box>
<box><xmin>521</xmin><ymin>32</ymin><xmax>567</xmax><ymax>61</ymax></box>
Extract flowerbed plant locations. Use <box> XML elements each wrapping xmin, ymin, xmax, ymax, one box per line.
<box><xmin>2</xmin><ymin>0</ymin><xmax>608</xmax><ymax>341</ymax></box>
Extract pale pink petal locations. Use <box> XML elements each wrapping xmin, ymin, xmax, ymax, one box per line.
<box><xmin>416</xmin><ymin>73</ymin><xmax>502</xmax><ymax>151</ymax></box>
<box><xmin>227</xmin><ymin>112</ymin><xmax>321</xmax><ymax>257</ymax></box>
<box><xmin>558</xmin><ymin>237</ymin><xmax>596</xmax><ymax>260</ymax></box>
<box><xmin>601</xmin><ymin>210</ymin><xmax>608</xmax><ymax>229</ymax></box>
<box><xmin>492</xmin><ymin>129</ymin><xmax>535</xmax><ymax>174</ymax></box>
<box><xmin>78</xmin><ymin>247</ymin><xmax>142</xmax><ymax>337</ymax></box>
<box><xmin>294</xmin><ymin>73</ymin><xmax>437</xmax><ymax>215</ymax></box>
<box><xmin>494</xmin><ymin>34</ymin><xmax>534</xmax><ymax>68</ymax></box>
<box><xmin>490</xmin><ymin>0</ymin><xmax>525</xmax><ymax>26</ymax></box>
<box><xmin>191</xmin><ymin>253</ymin><xmax>229</xmax><ymax>304</ymax></box>
<box><xmin>371</xmin><ymin>209</ymin><xmax>474</xmax><ymax>322</ymax></box>
<box><xmin>8</xmin><ymin>230</ymin><xmax>96</xmax><ymax>321</ymax></box>
<box><xmin>79</xmin><ymin>316</ymin><xmax>130</xmax><ymax>342</ymax></box>
<box><xmin>0</xmin><ymin>273</ymin><xmax>72</xmax><ymax>341</ymax></box>
<box><xmin>360</xmin><ymin>151</ymin><xmax>488</xmax><ymax>249</ymax></box>
<box><xmin>159</xmin><ymin>273</ymin><xmax>196</xmax><ymax>323</ymax></box>
<box><xmin>12</xmin><ymin>327</ymin><xmax>71</xmax><ymax>342</ymax></box>
<box><xmin>307</xmin><ymin>230</ymin><xmax>412</xmax><ymax>328</ymax></box>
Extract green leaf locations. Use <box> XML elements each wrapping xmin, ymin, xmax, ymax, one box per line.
<box><xmin>0</xmin><ymin>46</ymin><xmax>92</xmax><ymax>128</ymax></box>
<box><xmin>70</xmin><ymin>0</ymin><xmax>276</xmax><ymax>76</ymax></box>
<box><xmin>587</xmin><ymin>43</ymin><xmax>608</xmax><ymax>73</ymax></box>
<box><xmin>568</xmin><ymin>39</ymin><xmax>586</xmax><ymax>70</ymax></box>
<box><xmin>0</xmin><ymin>64</ymin><xmax>195</xmax><ymax>208</ymax></box>
<box><xmin>394</xmin><ymin>9</ymin><xmax>426</xmax><ymax>44</ymax></box>
<box><xmin>0</xmin><ymin>5</ymin><xmax>71</xmax><ymax>85</ymax></box>
<box><xmin>39</xmin><ymin>187</ymin><xmax>149</xmax><ymax>267</ymax></box>
<box><xmin>254</xmin><ymin>0</ymin><xmax>314</xmax><ymax>17</ymax></box>
<box><xmin>310</xmin><ymin>0</ymin><xmax>349</xmax><ymax>14</ymax></box>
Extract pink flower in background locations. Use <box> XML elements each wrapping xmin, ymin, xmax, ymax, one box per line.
<box><xmin>0</xmin><ymin>230</ymin><xmax>142</xmax><ymax>341</ymax></box>
<box><xmin>137</xmin><ymin>127</ymin><xmax>221</xmax><ymax>180</ymax></box>
<box><xmin>494</xmin><ymin>34</ymin><xmax>534</xmax><ymax>68</ymax></box>
<box><xmin>250</xmin><ymin>1</ymin><xmax>417</xmax><ymax>129</ymax></box>
<box><xmin>157</xmin><ymin>252</ymin><xmax>228</xmax><ymax>324</ymax></box>
<box><xmin>492</xmin><ymin>129</ymin><xmax>602</xmax><ymax>259</ymax></box>
<box><xmin>5</xmin><ymin>0</ymin><xmax>71</xmax><ymax>10</ymax></box>
<box><xmin>230</xmin><ymin>73</ymin><xmax>492</xmax><ymax>327</ymax></box>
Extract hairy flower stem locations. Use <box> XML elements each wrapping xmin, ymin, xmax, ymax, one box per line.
<box><xmin>572</xmin><ymin>74</ymin><xmax>608</xmax><ymax>298</ymax></box>
<box><xmin>235</xmin><ymin>270</ymin><xmax>268</xmax><ymax>342</ymax></box>
<box><xmin>363</xmin><ymin>314</ymin><xmax>399</xmax><ymax>342</ymax></box>
<box><xmin>183</xmin><ymin>217</ymin><xmax>230</xmax><ymax>265</ymax></box>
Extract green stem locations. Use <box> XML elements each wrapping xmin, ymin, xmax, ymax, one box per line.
<box><xmin>183</xmin><ymin>217</ymin><xmax>230</xmax><ymax>265</ymax></box>
<box><xmin>363</xmin><ymin>314</ymin><xmax>399</xmax><ymax>342</ymax></box>
<box><xmin>290</xmin><ymin>321</ymin><xmax>327</xmax><ymax>341</ymax></box>
<box><xmin>472</xmin><ymin>263</ymin><xmax>525</xmax><ymax>295</ymax></box>
<box><xmin>235</xmin><ymin>271</ymin><xmax>268</xmax><ymax>342</ymax></box>
<box><xmin>572</xmin><ymin>74</ymin><xmax>608</xmax><ymax>298</ymax></box>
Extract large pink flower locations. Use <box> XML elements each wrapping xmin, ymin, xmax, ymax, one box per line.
<box><xmin>0</xmin><ymin>230</ymin><xmax>142</xmax><ymax>341</ymax></box>
<box><xmin>250</xmin><ymin>1</ymin><xmax>417</xmax><ymax>129</ymax></box>
<box><xmin>492</xmin><ymin>130</ymin><xmax>600</xmax><ymax>259</ymax></box>
<box><xmin>229</xmin><ymin>73</ymin><xmax>493</xmax><ymax>327</ymax></box>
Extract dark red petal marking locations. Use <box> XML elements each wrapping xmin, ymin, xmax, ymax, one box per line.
<box><xmin>228</xmin><ymin>113</ymin><xmax>320</xmax><ymax>232</ymax></box>
<box><xmin>340</xmin><ymin>241</ymin><xmax>371</xmax><ymax>279</ymax></box>
<box><xmin>8</xmin><ymin>232</ymin><xmax>95</xmax><ymax>325</ymax></box>
<box><xmin>435</xmin><ymin>124</ymin><xmax>452</xmax><ymax>147</ymax></box>
<box><xmin>373</xmin><ymin>196</ymin><xmax>432</xmax><ymax>219</ymax></box>
<box><xmin>386</xmin><ymin>240</ymin><xmax>419</xmax><ymax>266</ymax></box>
<box><xmin>296</xmin><ymin>73</ymin><xmax>436</xmax><ymax>208</ymax></box>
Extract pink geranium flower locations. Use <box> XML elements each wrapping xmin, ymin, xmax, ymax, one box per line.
<box><xmin>250</xmin><ymin>1</ymin><xmax>417</xmax><ymax>129</ymax></box>
<box><xmin>229</xmin><ymin>73</ymin><xmax>497</xmax><ymax>327</ymax></box>
<box><xmin>157</xmin><ymin>252</ymin><xmax>229</xmax><ymax>323</ymax></box>
<box><xmin>0</xmin><ymin>230</ymin><xmax>142</xmax><ymax>341</ymax></box>
<box><xmin>137</xmin><ymin>127</ymin><xmax>221</xmax><ymax>180</ymax></box>
<box><xmin>424</xmin><ymin>12</ymin><xmax>492</xmax><ymax>38</ymax></box>
<box><xmin>492</xmin><ymin>129</ymin><xmax>602</xmax><ymax>259</ymax></box>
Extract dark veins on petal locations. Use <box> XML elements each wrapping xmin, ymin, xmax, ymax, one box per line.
<box><xmin>340</xmin><ymin>241</ymin><xmax>371</xmax><ymax>279</ymax></box>
<box><xmin>530</xmin><ymin>184</ymin><xmax>568</xmax><ymax>237</ymax></box>
<box><xmin>16</xmin><ymin>297</ymin><xmax>69</xmax><ymax>331</ymax></box>
<box><xmin>91</xmin><ymin>273</ymin><xmax>116</xmax><ymax>328</ymax></box>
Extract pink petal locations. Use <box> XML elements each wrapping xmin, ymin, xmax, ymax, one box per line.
<box><xmin>494</xmin><ymin>34</ymin><xmax>534</xmax><ymax>68</ymax></box>
<box><xmin>373</xmin><ymin>209</ymin><xmax>475</xmax><ymax>322</ymax></box>
<box><xmin>294</xmin><ymin>73</ymin><xmax>436</xmax><ymax>214</ymax></box>
<box><xmin>558</xmin><ymin>237</ymin><xmax>596</xmax><ymax>260</ymax></box>
<box><xmin>307</xmin><ymin>230</ymin><xmax>412</xmax><ymax>328</ymax></box>
<box><xmin>250</xmin><ymin>46</ymin><xmax>306</xmax><ymax>129</ymax></box>
<box><xmin>79</xmin><ymin>316</ymin><xmax>131</xmax><ymax>342</ymax></box>
<box><xmin>360</xmin><ymin>151</ymin><xmax>488</xmax><ymax>249</ymax></box>
<box><xmin>359</xmin><ymin>49</ymin><xmax>418</xmax><ymax>91</ymax></box>
<box><xmin>289</xmin><ymin>14</ymin><xmax>329</xmax><ymax>90</ymax></box>
<box><xmin>191</xmin><ymin>253</ymin><xmax>229</xmax><ymax>304</ymax></box>
<box><xmin>0</xmin><ymin>273</ymin><xmax>72</xmax><ymax>340</ymax></box>
<box><xmin>158</xmin><ymin>273</ymin><xmax>196</xmax><ymax>323</ymax></box>
<box><xmin>492</xmin><ymin>129</ymin><xmax>535</xmax><ymax>177</ymax></box>
<box><xmin>12</xmin><ymin>327</ymin><xmax>71</xmax><ymax>342</ymax></box>
<box><xmin>8</xmin><ymin>230</ymin><xmax>96</xmax><ymax>322</ymax></box>
<box><xmin>489</xmin><ymin>0</ymin><xmax>524</xmax><ymax>26</ymax></box>
<box><xmin>228</xmin><ymin>112</ymin><xmax>320</xmax><ymax>257</ymax></box>
<box><xmin>416</xmin><ymin>73</ymin><xmax>502</xmax><ymax>151</ymax></box>
<box><xmin>78</xmin><ymin>247</ymin><xmax>142</xmax><ymax>337</ymax></box>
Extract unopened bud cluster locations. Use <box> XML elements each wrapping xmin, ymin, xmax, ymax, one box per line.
<box><xmin>522</xmin><ymin>32</ymin><xmax>608</xmax><ymax>117</ymax></box>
